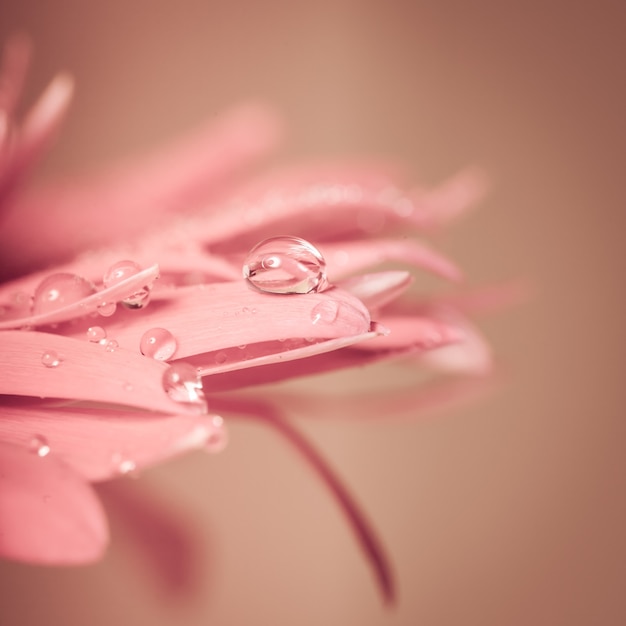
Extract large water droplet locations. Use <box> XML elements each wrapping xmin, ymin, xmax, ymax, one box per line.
<box><xmin>205</xmin><ymin>415</ymin><xmax>228</xmax><ymax>453</ymax></box>
<box><xmin>87</xmin><ymin>326</ymin><xmax>107</xmax><ymax>342</ymax></box>
<box><xmin>41</xmin><ymin>350</ymin><xmax>61</xmax><ymax>368</ymax></box>
<box><xmin>243</xmin><ymin>236</ymin><xmax>328</xmax><ymax>294</ymax></box>
<box><xmin>310</xmin><ymin>300</ymin><xmax>339</xmax><ymax>325</ymax></box>
<box><xmin>103</xmin><ymin>260</ymin><xmax>141</xmax><ymax>288</ymax></box>
<box><xmin>162</xmin><ymin>363</ymin><xmax>207</xmax><ymax>411</ymax></box>
<box><xmin>29</xmin><ymin>435</ymin><xmax>51</xmax><ymax>457</ymax></box>
<box><xmin>32</xmin><ymin>273</ymin><xmax>96</xmax><ymax>315</ymax></box>
<box><xmin>140</xmin><ymin>327</ymin><xmax>177</xmax><ymax>361</ymax></box>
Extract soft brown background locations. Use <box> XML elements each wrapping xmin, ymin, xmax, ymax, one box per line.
<box><xmin>1</xmin><ymin>1</ymin><xmax>624</xmax><ymax>625</ymax></box>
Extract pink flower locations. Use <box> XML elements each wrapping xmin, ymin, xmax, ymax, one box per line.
<box><xmin>0</xmin><ymin>37</ymin><xmax>496</xmax><ymax>603</ymax></box>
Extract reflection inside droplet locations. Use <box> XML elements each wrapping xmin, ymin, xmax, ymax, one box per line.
<box><xmin>41</xmin><ymin>350</ymin><xmax>61</xmax><ymax>368</ymax></box>
<box><xmin>103</xmin><ymin>260</ymin><xmax>141</xmax><ymax>288</ymax></box>
<box><xmin>29</xmin><ymin>435</ymin><xmax>51</xmax><ymax>457</ymax></box>
<box><xmin>310</xmin><ymin>300</ymin><xmax>339</xmax><ymax>325</ymax></box>
<box><xmin>162</xmin><ymin>362</ymin><xmax>207</xmax><ymax>411</ymax></box>
<box><xmin>243</xmin><ymin>236</ymin><xmax>328</xmax><ymax>294</ymax></box>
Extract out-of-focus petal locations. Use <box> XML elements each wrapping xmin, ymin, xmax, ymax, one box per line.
<box><xmin>339</xmin><ymin>271</ymin><xmax>413</xmax><ymax>310</ymax></box>
<box><xmin>0</xmin><ymin>403</ymin><xmax>224</xmax><ymax>481</ymax></box>
<box><xmin>0</xmin><ymin>104</ymin><xmax>281</xmax><ymax>278</ymax></box>
<box><xmin>322</xmin><ymin>239</ymin><xmax>461</xmax><ymax>281</ymax></box>
<box><xmin>0</xmin><ymin>442</ymin><xmax>108</xmax><ymax>564</ymax></box>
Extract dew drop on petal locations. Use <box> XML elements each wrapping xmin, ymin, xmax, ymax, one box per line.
<box><xmin>204</xmin><ymin>415</ymin><xmax>228</xmax><ymax>453</ymax></box>
<box><xmin>243</xmin><ymin>236</ymin><xmax>328</xmax><ymax>294</ymax></box>
<box><xmin>41</xmin><ymin>350</ymin><xmax>61</xmax><ymax>368</ymax></box>
<box><xmin>103</xmin><ymin>260</ymin><xmax>141</xmax><ymax>288</ymax></box>
<box><xmin>140</xmin><ymin>327</ymin><xmax>177</xmax><ymax>361</ymax></box>
<box><xmin>87</xmin><ymin>326</ymin><xmax>107</xmax><ymax>342</ymax></box>
<box><xmin>97</xmin><ymin>300</ymin><xmax>117</xmax><ymax>317</ymax></box>
<box><xmin>162</xmin><ymin>362</ymin><xmax>207</xmax><ymax>411</ymax></box>
<box><xmin>104</xmin><ymin>339</ymin><xmax>119</xmax><ymax>352</ymax></box>
<box><xmin>214</xmin><ymin>351</ymin><xmax>228</xmax><ymax>364</ymax></box>
<box><xmin>111</xmin><ymin>452</ymin><xmax>137</xmax><ymax>476</ymax></box>
<box><xmin>32</xmin><ymin>273</ymin><xmax>97</xmax><ymax>315</ymax></box>
<box><xmin>29</xmin><ymin>435</ymin><xmax>51</xmax><ymax>457</ymax></box>
<box><xmin>310</xmin><ymin>300</ymin><xmax>339</xmax><ymax>325</ymax></box>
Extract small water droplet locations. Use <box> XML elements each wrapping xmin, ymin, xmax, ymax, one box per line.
<box><xmin>140</xmin><ymin>327</ymin><xmax>177</xmax><ymax>361</ymax></box>
<box><xmin>32</xmin><ymin>273</ymin><xmax>97</xmax><ymax>315</ymax></box>
<box><xmin>41</xmin><ymin>350</ymin><xmax>61</xmax><ymax>368</ymax></box>
<box><xmin>111</xmin><ymin>453</ymin><xmax>137</xmax><ymax>476</ymax></box>
<box><xmin>214</xmin><ymin>351</ymin><xmax>228</xmax><ymax>364</ymax></box>
<box><xmin>310</xmin><ymin>300</ymin><xmax>339</xmax><ymax>325</ymax></box>
<box><xmin>243</xmin><ymin>236</ymin><xmax>328</xmax><ymax>294</ymax></box>
<box><xmin>103</xmin><ymin>260</ymin><xmax>141</xmax><ymax>288</ymax></box>
<box><xmin>104</xmin><ymin>339</ymin><xmax>119</xmax><ymax>352</ymax></box>
<box><xmin>87</xmin><ymin>326</ymin><xmax>107</xmax><ymax>342</ymax></box>
<box><xmin>205</xmin><ymin>415</ymin><xmax>228</xmax><ymax>453</ymax></box>
<box><xmin>97</xmin><ymin>300</ymin><xmax>117</xmax><ymax>317</ymax></box>
<box><xmin>29</xmin><ymin>435</ymin><xmax>50</xmax><ymax>457</ymax></box>
<box><xmin>162</xmin><ymin>363</ymin><xmax>207</xmax><ymax>411</ymax></box>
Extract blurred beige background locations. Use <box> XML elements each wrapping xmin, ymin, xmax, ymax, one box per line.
<box><xmin>0</xmin><ymin>1</ymin><xmax>624</xmax><ymax>625</ymax></box>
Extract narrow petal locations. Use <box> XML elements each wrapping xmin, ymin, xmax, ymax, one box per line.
<box><xmin>322</xmin><ymin>239</ymin><xmax>461</xmax><ymax>281</ymax></box>
<box><xmin>338</xmin><ymin>271</ymin><xmax>413</xmax><ymax>310</ymax></box>
<box><xmin>0</xmin><ymin>403</ymin><xmax>224</xmax><ymax>481</ymax></box>
<box><xmin>0</xmin><ymin>330</ymin><xmax>199</xmax><ymax>415</ymax></box>
<box><xmin>0</xmin><ymin>104</ymin><xmax>280</xmax><ymax>277</ymax></box>
<box><xmin>0</xmin><ymin>442</ymin><xmax>108</xmax><ymax>564</ymax></box>
<box><xmin>0</xmin><ymin>34</ymin><xmax>31</xmax><ymax>117</ymax></box>
<box><xmin>0</xmin><ymin>264</ymin><xmax>160</xmax><ymax>329</ymax></box>
<box><xmin>214</xmin><ymin>397</ymin><xmax>395</xmax><ymax>604</ymax></box>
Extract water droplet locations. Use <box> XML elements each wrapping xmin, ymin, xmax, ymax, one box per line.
<box><xmin>103</xmin><ymin>260</ymin><xmax>141</xmax><ymax>288</ymax></box>
<box><xmin>162</xmin><ymin>363</ymin><xmax>207</xmax><ymax>411</ymax></box>
<box><xmin>214</xmin><ymin>351</ymin><xmax>228</xmax><ymax>364</ymax></box>
<box><xmin>243</xmin><ymin>236</ymin><xmax>328</xmax><ymax>294</ymax></box>
<box><xmin>104</xmin><ymin>339</ymin><xmax>119</xmax><ymax>352</ymax></box>
<box><xmin>87</xmin><ymin>326</ymin><xmax>107</xmax><ymax>342</ymax></box>
<box><xmin>111</xmin><ymin>453</ymin><xmax>137</xmax><ymax>476</ymax></box>
<box><xmin>97</xmin><ymin>300</ymin><xmax>117</xmax><ymax>317</ymax></box>
<box><xmin>204</xmin><ymin>415</ymin><xmax>228</xmax><ymax>453</ymax></box>
<box><xmin>41</xmin><ymin>350</ymin><xmax>61</xmax><ymax>368</ymax></box>
<box><xmin>29</xmin><ymin>435</ymin><xmax>50</xmax><ymax>457</ymax></box>
<box><xmin>310</xmin><ymin>300</ymin><xmax>339</xmax><ymax>325</ymax></box>
<box><xmin>140</xmin><ymin>327</ymin><xmax>177</xmax><ymax>360</ymax></box>
<box><xmin>32</xmin><ymin>273</ymin><xmax>97</xmax><ymax>315</ymax></box>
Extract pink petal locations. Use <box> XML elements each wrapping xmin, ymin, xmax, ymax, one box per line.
<box><xmin>187</xmin><ymin>165</ymin><xmax>483</xmax><ymax>251</ymax></box>
<box><xmin>338</xmin><ymin>271</ymin><xmax>413</xmax><ymax>310</ymax></box>
<box><xmin>322</xmin><ymin>238</ymin><xmax>461</xmax><ymax>281</ymax></box>
<box><xmin>0</xmin><ymin>74</ymin><xmax>73</xmax><ymax>202</ymax></box>
<box><xmin>419</xmin><ymin>309</ymin><xmax>493</xmax><ymax>375</ymax></box>
<box><xmin>214</xmin><ymin>397</ymin><xmax>395</xmax><ymax>604</ymax></box>
<box><xmin>0</xmin><ymin>403</ymin><xmax>225</xmax><ymax>481</ymax></box>
<box><xmin>0</xmin><ymin>264</ymin><xmax>160</xmax><ymax>328</ymax></box>
<box><xmin>0</xmin><ymin>442</ymin><xmax>108</xmax><ymax>564</ymax></box>
<box><xmin>0</xmin><ymin>34</ymin><xmax>31</xmax><ymax>118</ymax></box>
<box><xmin>0</xmin><ymin>330</ymin><xmax>200</xmax><ymax>415</ymax></box>
<box><xmin>0</xmin><ymin>104</ymin><xmax>280</xmax><ymax>277</ymax></box>
<box><xmin>62</xmin><ymin>282</ymin><xmax>371</xmax><ymax>360</ymax></box>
